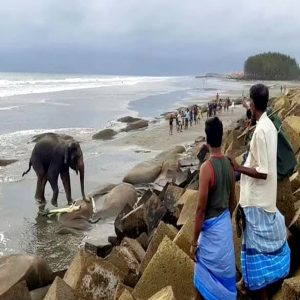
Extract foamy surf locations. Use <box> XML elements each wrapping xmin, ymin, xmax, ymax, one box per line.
<box><xmin>0</xmin><ymin>74</ymin><xmax>171</xmax><ymax>98</ymax></box>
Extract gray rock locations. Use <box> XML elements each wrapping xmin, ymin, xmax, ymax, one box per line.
<box><xmin>85</xmin><ymin>239</ymin><xmax>113</xmax><ymax>257</ymax></box>
<box><xmin>117</xmin><ymin>116</ymin><xmax>141</xmax><ymax>123</ymax></box>
<box><xmin>92</xmin><ymin>129</ymin><xmax>118</xmax><ymax>140</ymax></box>
<box><xmin>118</xmin><ymin>193</ymin><xmax>166</xmax><ymax>239</ymax></box>
<box><xmin>93</xmin><ymin>183</ymin><xmax>137</xmax><ymax>220</ymax></box>
<box><xmin>64</xmin><ymin>250</ymin><xmax>124</xmax><ymax>300</ymax></box>
<box><xmin>44</xmin><ymin>277</ymin><xmax>76</xmax><ymax>300</ymax></box>
<box><xmin>0</xmin><ymin>280</ymin><xmax>31</xmax><ymax>300</ymax></box>
<box><xmin>30</xmin><ymin>285</ymin><xmax>51</xmax><ymax>300</ymax></box>
<box><xmin>115</xmin><ymin>204</ymin><xmax>134</xmax><ymax>238</ymax></box>
<box><xmin>123</xmin><ymin>161</ymin><xmax>162</xmax><ymax>185</ymax></box>
<box><xmin>174</xmin><ymin>169</ymin><xmax>193</xmax><ymax>187</ymax></box>
<box><xmin>121</xmin><ymin>120</ymin><xmax>149</xmax><ymax>132</ymax></box>
<box><xmin>0</xmin><ymin>254</ymin><xmax>54</xmax><ymax>295</ymax></box>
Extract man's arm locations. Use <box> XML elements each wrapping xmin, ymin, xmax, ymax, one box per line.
<box><xmin>235</xmin><ymin>164</ymin><xmax>267</xmax><ymax>180</ymax></box>
<box><xmin>229</xmin><ymin>171</ymin><xmax>236</xmax><ymax>217</ymax></box>
<box><xmin>192</xmin><ymin>162</ymin><xmax>210</xmax><ymax>247</ymax></box>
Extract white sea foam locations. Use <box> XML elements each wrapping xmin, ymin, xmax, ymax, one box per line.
<box><xmin>0</xmin><ymin>105</ymin><xmax>21</xmax><ymax>111</ymax></box>
<box><xmin>0</xmin><ymin>73</ymin><xmax>171</xmax><ymax>98</ymax></box>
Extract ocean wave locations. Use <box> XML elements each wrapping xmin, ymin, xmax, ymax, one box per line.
<box><xmin>0</xmin><ymin>74</ymin><xmax>171</xmax><ymax>98</ymax></box>
<box><xmin>0</xmin><ymin>105</ymin><xmax>22</xmax><ymax>111</ymax></box>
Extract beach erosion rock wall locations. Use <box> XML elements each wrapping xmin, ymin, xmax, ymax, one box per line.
<box><xmin>4</xmin><ymin>90</ymin><xmax>300</xmax><ymax>299</ymax></box>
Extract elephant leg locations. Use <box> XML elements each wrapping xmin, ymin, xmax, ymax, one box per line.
<box><xmin>35</xmin><ymin>175</ymin><xmax>43</xmax><ymax>201</ymax></box>
<box><xmin>40</xmin><ymin>177</ymin><xmax>47</xmax><ymax>202</ymax></box>
<box><xmin>48</xmin><ymin>175</ymin><xmax>59</xmax><ymax>207</ymax></box>
<box><xmin>60</xmin><ymin>171</ymin><xmax>73</xmax><ymax>205</ymax></box>
<box><xmin>33</xmin><ymin>162</ymin><xmax>46</xmax><ymax>201</ymax></box>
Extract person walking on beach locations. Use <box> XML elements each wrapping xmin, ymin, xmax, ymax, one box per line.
<box><xmin>193</xmin><ymin>106</ymin><xmax>198</xmax><ymax>125</ymax></box>
<box><xmin>185</xmin><ymin>109</ymin><xmax>189</xmax><ymax>129</ymax></box>
<box><xmin>169</xmin><ymin>113</ymin><xmax>174</xmax><ymax>135</ymax></box>
<box><xmin>191</xmin><ymin>117</ymin><xmax>236</xmax><ymax>300</ymax></box>
<box><xmin>231</xmin><ymin>84</ymin><xmax>290</xmax><ymax>300</ymax></box>
<box><xmin>177</xmin><ymin>112</ymin><xmax>183</xmax><ymax>132</ymax></box>
<box><xmin>189</xmin><ymin>109</ymin><xmax>193</xmax><ymax>127</ymax></box>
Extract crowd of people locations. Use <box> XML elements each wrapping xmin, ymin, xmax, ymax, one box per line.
<box><xmin>168</xmin><ymin>94</ymin><xmax>234</xmax><ymax>135</ymax></box>
<box><xmin>168</xmin><ymin>105</ymin><xmax>203</xmax><ymax>135</ymax></box>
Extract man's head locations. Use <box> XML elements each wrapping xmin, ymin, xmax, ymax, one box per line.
<box><xmin>249</xmin><ymin>84</ymin><xmax>269</xmax><ymax>118</ymax></box>
<box><xmin>205</xmin><ymin>117</ymin><xmax>223</xmax><ymax>148</ymax></box>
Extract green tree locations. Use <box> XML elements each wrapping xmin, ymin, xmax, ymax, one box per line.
<box><xmin>244</xmin><ymin>52</ymin><xmax>300</xmax><ymax>80</ymax></box>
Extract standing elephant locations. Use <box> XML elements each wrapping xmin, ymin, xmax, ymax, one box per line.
<box><xmin>22</xmin><ymin>134</ymin><xmax>86</xmax><ymax>207</ymax></box>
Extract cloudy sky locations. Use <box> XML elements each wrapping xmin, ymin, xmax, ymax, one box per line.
<box><xmin>1</xmin><ymin>0</ymin><xmax>300</xmax><ymax>75</ymax></box>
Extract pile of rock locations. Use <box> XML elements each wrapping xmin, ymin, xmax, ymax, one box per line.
<box><xmin>93</xmin><ymin>116</ymin><xmax>149</xmax><ymax>141</ymax></box>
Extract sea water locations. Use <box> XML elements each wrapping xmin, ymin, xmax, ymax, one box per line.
<box><xmin>0</xmin><ymin>73</ymin><xmax>244</xmax><ymax>269</ymax></box>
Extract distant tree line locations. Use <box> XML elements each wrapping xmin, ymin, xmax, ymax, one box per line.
<box><xmin>244</xmin><ymin>52</ymin><xmax>300</xmax><ymax>80</ymax></box>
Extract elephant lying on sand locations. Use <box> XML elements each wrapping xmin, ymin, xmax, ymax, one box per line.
<box><xmin>22</xmin><ymin>134</ymin><xmax>86</xmax><ymax>207</ymax></box>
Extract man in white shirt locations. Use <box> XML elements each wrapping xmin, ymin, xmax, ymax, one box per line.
<box><xmin>231</xmin><ymin>84</ymin><xmax>290</xmax><ymax>300</ymax></box>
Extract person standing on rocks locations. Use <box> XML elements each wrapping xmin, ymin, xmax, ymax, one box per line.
<box><xmin>231</xmin><ymin>84</ymin><xmax>290</xmax><ymax>300</ymax></box>
<box><xmin>191</xmin><ymin>117</ymin><xmax>237</xmax><ymax>300</ymax></box>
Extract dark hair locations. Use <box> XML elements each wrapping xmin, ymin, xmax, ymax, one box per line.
<box><xmin>250</xmin><ymin>84</ymin><xmax>269</xmax><ymax>111</ymax></box>
<box><xmin>205</xmin><ymin>117</ymin><xmax>223</xmax><ymax>147</ymax></box>
<box><xmin>246</xmin><ymin>108</ymin><xmax>252</xmax><ymax>120</ymax></box>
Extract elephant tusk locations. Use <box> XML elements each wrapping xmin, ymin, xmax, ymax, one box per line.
<box><xmin>47</xmin><ymin>204</ymin><xmax>81</xmax><ymax>215</ymax></box>
<box><xmin>91</xmin><ymin>197</ymin><xmax>96</xmax><ymax>214</ymax></box>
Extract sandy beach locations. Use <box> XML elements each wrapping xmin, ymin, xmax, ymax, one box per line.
<box><xmin>106</xmin><ymin>105</ymin><xmax>245</xmax><ymax>152</ymax></box>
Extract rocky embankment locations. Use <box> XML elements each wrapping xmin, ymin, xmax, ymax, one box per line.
<box><xmin>3</xmin><ymin>90</ymin><xmax>300</xmax><ymax>299</ymax></box>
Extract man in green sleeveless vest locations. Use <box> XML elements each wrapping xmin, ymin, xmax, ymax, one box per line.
<box><xmin>191</xmin><ymin>117</ymin><xmax>237</xmax><ymax>300</ymax></box>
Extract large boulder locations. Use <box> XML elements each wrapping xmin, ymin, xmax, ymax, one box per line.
<box><xmin>105</xmin><ymin>245</ymin><xmax>140</xmax><ymax>287</ymax></box>
<box><xmin>123</xmin><ymin>161</ymin><xmax>162</xmax><ymax>185</ymax></box>
<box><xmin>117</xmin><ymin>193</ymin><xmax>166</xmax><ymax>239</ymax></box>
<box><xmin>120</xmin><ymin>238</ymin><xmax>145</xmax><ymax>263</ymax></box>
<box><xmin>96</xmin><ymin>183</ymin><xmax>138</xmax><ymax>219</ymax></box>
<box><xmin>44</xmin><ymin>276</ymin><xmax>76</xmax><ymax>300</ymax></box>
<box><xmin>0</xmin><ymin>254</ymin><xmax>54</xmax><ymax>295</ymax></box>
<box><xmin>277</xmin><ymin>177</ymin><xmax>296</xmax><ymax>227</ymax></box>
<box><xmin>177</xmin><ymin>191</ymin><xmax>199</xmax><ymax>226</ymax></box>
<box><xmin>64</xmin><ymin>250</ymin><xmax>125</xmax><ymax>300</ymax></box>
<box><xmin>139</xmin><ymin>221</ymin><xmax>178</xmax><ymax>274</ymax></box>
<box><xmin>283</xmin><ymin>116</ymin><xmax>300</xmax><ymax>153</ymax></box>
<box><xmin>122</xmin><ymin>120</ymin><xmax>149</xmax><ymax>132</ymax></box>
<box><xmin>117</xmin><ymin>116</ymin><xmax>141</xmax><ymax>123</ymax></box>
<box><xmin>30</xmin><ymin>285</ymin><xmax>51</xmax><ymax>300</ymax></box>
<box><xmin>132</xmin><ymin>237</ymin><xmax>194</xmax><ymax>300</ymax></box>
<box><xmin>173</xmin><ymin>218</ymin><xmax>194</xmax><ymax>256</ymax></box>
<box><xmin>92</xmin><ymin>129</ymin><xmax>118</xmax><ymax>140</ymax></box>
<box><xmin>225</xmin><ymin>129</ymin><xmax>247</xmax><ymax>158</ymax></box>
<box><xmin>0</xmin><ymin>280</ymin><xmax>31</xmax><ymax>300</ymax></box>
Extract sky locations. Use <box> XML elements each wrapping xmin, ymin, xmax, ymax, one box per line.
<box><xmin>1</xmin><ymin>0</ymin><xmax>300</xmax><ymax>75</ymax></box>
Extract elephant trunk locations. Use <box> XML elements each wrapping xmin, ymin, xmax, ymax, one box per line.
<box><xmin>78</xmin><ymin>156</ymin><xmax>86</xmax><ymax>200</ymax></box>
